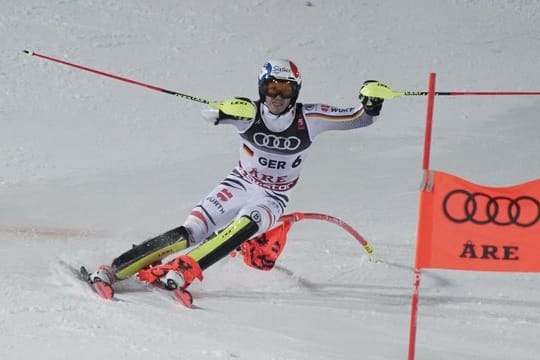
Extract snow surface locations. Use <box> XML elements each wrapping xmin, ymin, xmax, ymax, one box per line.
<box><xmin>2</xmin><ymin>1</ymin><xmax>540</xmax><ymax>359</ymax></box>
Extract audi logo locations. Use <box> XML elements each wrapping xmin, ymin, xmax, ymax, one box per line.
<box><xmin>442</xmin><ymin>189</ymin><xmax>540</xmax><ymax>227</ymax></box>
<box><xmin>253</xmin><ymin>133</ymin><xmax>301</xmax><ymax>151</ymax></box>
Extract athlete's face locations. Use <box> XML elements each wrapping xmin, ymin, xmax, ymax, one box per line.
<box><xmin>264</xmin><ymin>95</ymin><xmax>292</xmax><ymax>115</ymax></box>
<box><xmin>262</xmin><ymin>78</ymin><xmax>296</xmax><ymax>115</ymax></box>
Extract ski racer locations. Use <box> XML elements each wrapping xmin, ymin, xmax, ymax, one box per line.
<box><xmin>88</xmin><ymin>59</ymin><xmax>384</xmax><ymax>297</ymax></box>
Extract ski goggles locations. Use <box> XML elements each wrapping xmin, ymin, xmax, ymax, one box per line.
<box><xmin>263</xmin><ymin>79</ymin><xmax>298</xmax><ymax>99</ymax></box>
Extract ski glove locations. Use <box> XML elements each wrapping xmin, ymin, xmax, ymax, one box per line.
<box><xmin>216</xmin><ymin>97</ymin><xmax>256</xmax><ymax>123</ymax></box>
<box><xmin>359</xmin><ymin>80</ymin><xmax>384</xmax><ymax>116</ymax></box>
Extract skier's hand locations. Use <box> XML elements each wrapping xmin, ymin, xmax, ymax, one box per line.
<box><xmin>359</xmin><ymin>80</ymin><xmax>384</xmax><ymax>116</ymax></box>
<box><xmin>217</xmin><ymin>97</ymin><xmax>256</xmax><ymax>121</ymax></box>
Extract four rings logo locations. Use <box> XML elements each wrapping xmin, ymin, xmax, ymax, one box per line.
<box><xmin>442</xmin><ymin>189</ymin><xmax>540</xmax><ymax>227</ymax></box>
<box><xmin>253</xmin><ymin>133</ymin><xmax>301</xmax><ymax>151</ymax></box>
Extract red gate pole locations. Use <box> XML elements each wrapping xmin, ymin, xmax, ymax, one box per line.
<box><xmin>408</xmin><ymin>72</ymin><xmax>437</xmax><ymax>360</ymax></box>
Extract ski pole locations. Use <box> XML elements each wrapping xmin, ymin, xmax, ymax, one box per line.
<box><xmin>279</xmin><ymin>211</ymin><xmax>376</xmax><ymax>260</ymax></box>
<box><xmin>22</xmin><ymin>49</ymin><xmax>255</xmax><ymax>119</ymax></box>
<box><xmin>360</xmin><ymin>81</ymin><xmax>540</xmax><ymax>100</ymax></box>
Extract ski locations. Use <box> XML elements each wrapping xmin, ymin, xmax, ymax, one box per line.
<box><xmin>60</xmin><ymin>260</ymin><xmax>192</xmax><ymax>306</ymax></box>
<box><xmin>58</xmin><ymin>260</ymin><xmax>116</xmax><ymax>300</ymax></box>
<box><xmin>143</xmin><ymin>279</ymin><xmax>194</xmax><ymax>308</ymax></box>
<box><xmin>79</xmin><ymin>266</ymin><xmax>115</xmax><ymax>300</ymax></box>
<box><xmin>173</xmin><ymin>289</ymin><xmax>194</xmax><ymax>308</ymax></box>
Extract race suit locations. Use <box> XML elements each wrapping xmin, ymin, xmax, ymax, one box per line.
<box><xmin>183</xmin><ymin>100</ymin><xmax>378</xmax><ymax>244</ymax></box>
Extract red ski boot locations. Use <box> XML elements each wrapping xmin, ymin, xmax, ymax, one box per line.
<box><xmin>137</xmin><ymin>255</ymin><xmax>203</xmax><ymax>307</ymax></box>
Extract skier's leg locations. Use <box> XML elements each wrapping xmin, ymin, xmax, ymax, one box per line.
<box><xmin>233</xmin><ymin>189</ymin><xmax>291</xmax><ymax>270</ymax></box>
<box><xmin>89</xmin><ymin>169</ymin><xmax>252</xmax><ymax>286</ymax></box>
<box><xmin>89</xmin><ymin>226</ymin><xmax>190</xmax><ymax>285</ymax></box>
<box><xmin>137</xmin><ymin>215</ymin><xmax>260</xmax><ymax>289</ymax></box>
<box><xmin>145</xmin><ymin>189</ymin><xmax>291</xmax><ymax>289</ymax></box>
<box><xmin>182</xmin><ymin>169</ymin><xmax>253</xmax><ymax>245</ymax></box>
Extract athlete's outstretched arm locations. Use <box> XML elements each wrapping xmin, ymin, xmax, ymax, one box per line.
<box><xmin>303</xmin><ymin>103</ymin><xmax>379</xmax><ymax>139</ymax></box>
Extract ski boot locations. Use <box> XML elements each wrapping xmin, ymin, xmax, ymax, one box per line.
<box><xmin>83</xmin><ymin>265</ymin><xmax>116</xmax><ymax>300</ymax></box>
<box><xmin>137</xmin><ymin>255</ymin><xmax>203</xmax><ymax>307</ymax></box>
<box><xmin>237</xmin><ymin>220</ymin><xmax>290</xmax><ymax>271</ymax></box>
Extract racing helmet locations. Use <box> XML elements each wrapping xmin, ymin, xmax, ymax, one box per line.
<box><xmin>258</xmin><ymin>59</ymin><xmax>302</xmax><ymax>109</ymax></box>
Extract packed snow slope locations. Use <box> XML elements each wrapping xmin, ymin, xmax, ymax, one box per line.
<box><xmin>1</xmin><ymin>1</ymin><xmax>539</xmax><ymax>359</ymax></box>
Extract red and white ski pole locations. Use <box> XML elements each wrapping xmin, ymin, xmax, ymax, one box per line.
<box><xmin>279</xmin><ymin>211</ymin><xmax>376</xmax><ymax>260</ymax></box>
<box><xmin>23</xmin><ymin>50</ymin><xmax>212</xmax><ymax>103</ymax></box>
<box><xmin>23</xmin><ymin>49</ymin><xmax>255</xmax><ymax>118</ymax></box>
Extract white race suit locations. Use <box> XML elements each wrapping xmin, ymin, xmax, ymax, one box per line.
<box><xmin>183</xmin><ymin>100</ymin><xmax>378</xmax><ymax>245</ymax></box>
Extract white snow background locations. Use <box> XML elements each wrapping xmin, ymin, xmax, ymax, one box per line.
<box><xmin>1</xmin><ymin>1</ymin><xmax>540</xmax><ymax>359</ymax></box>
